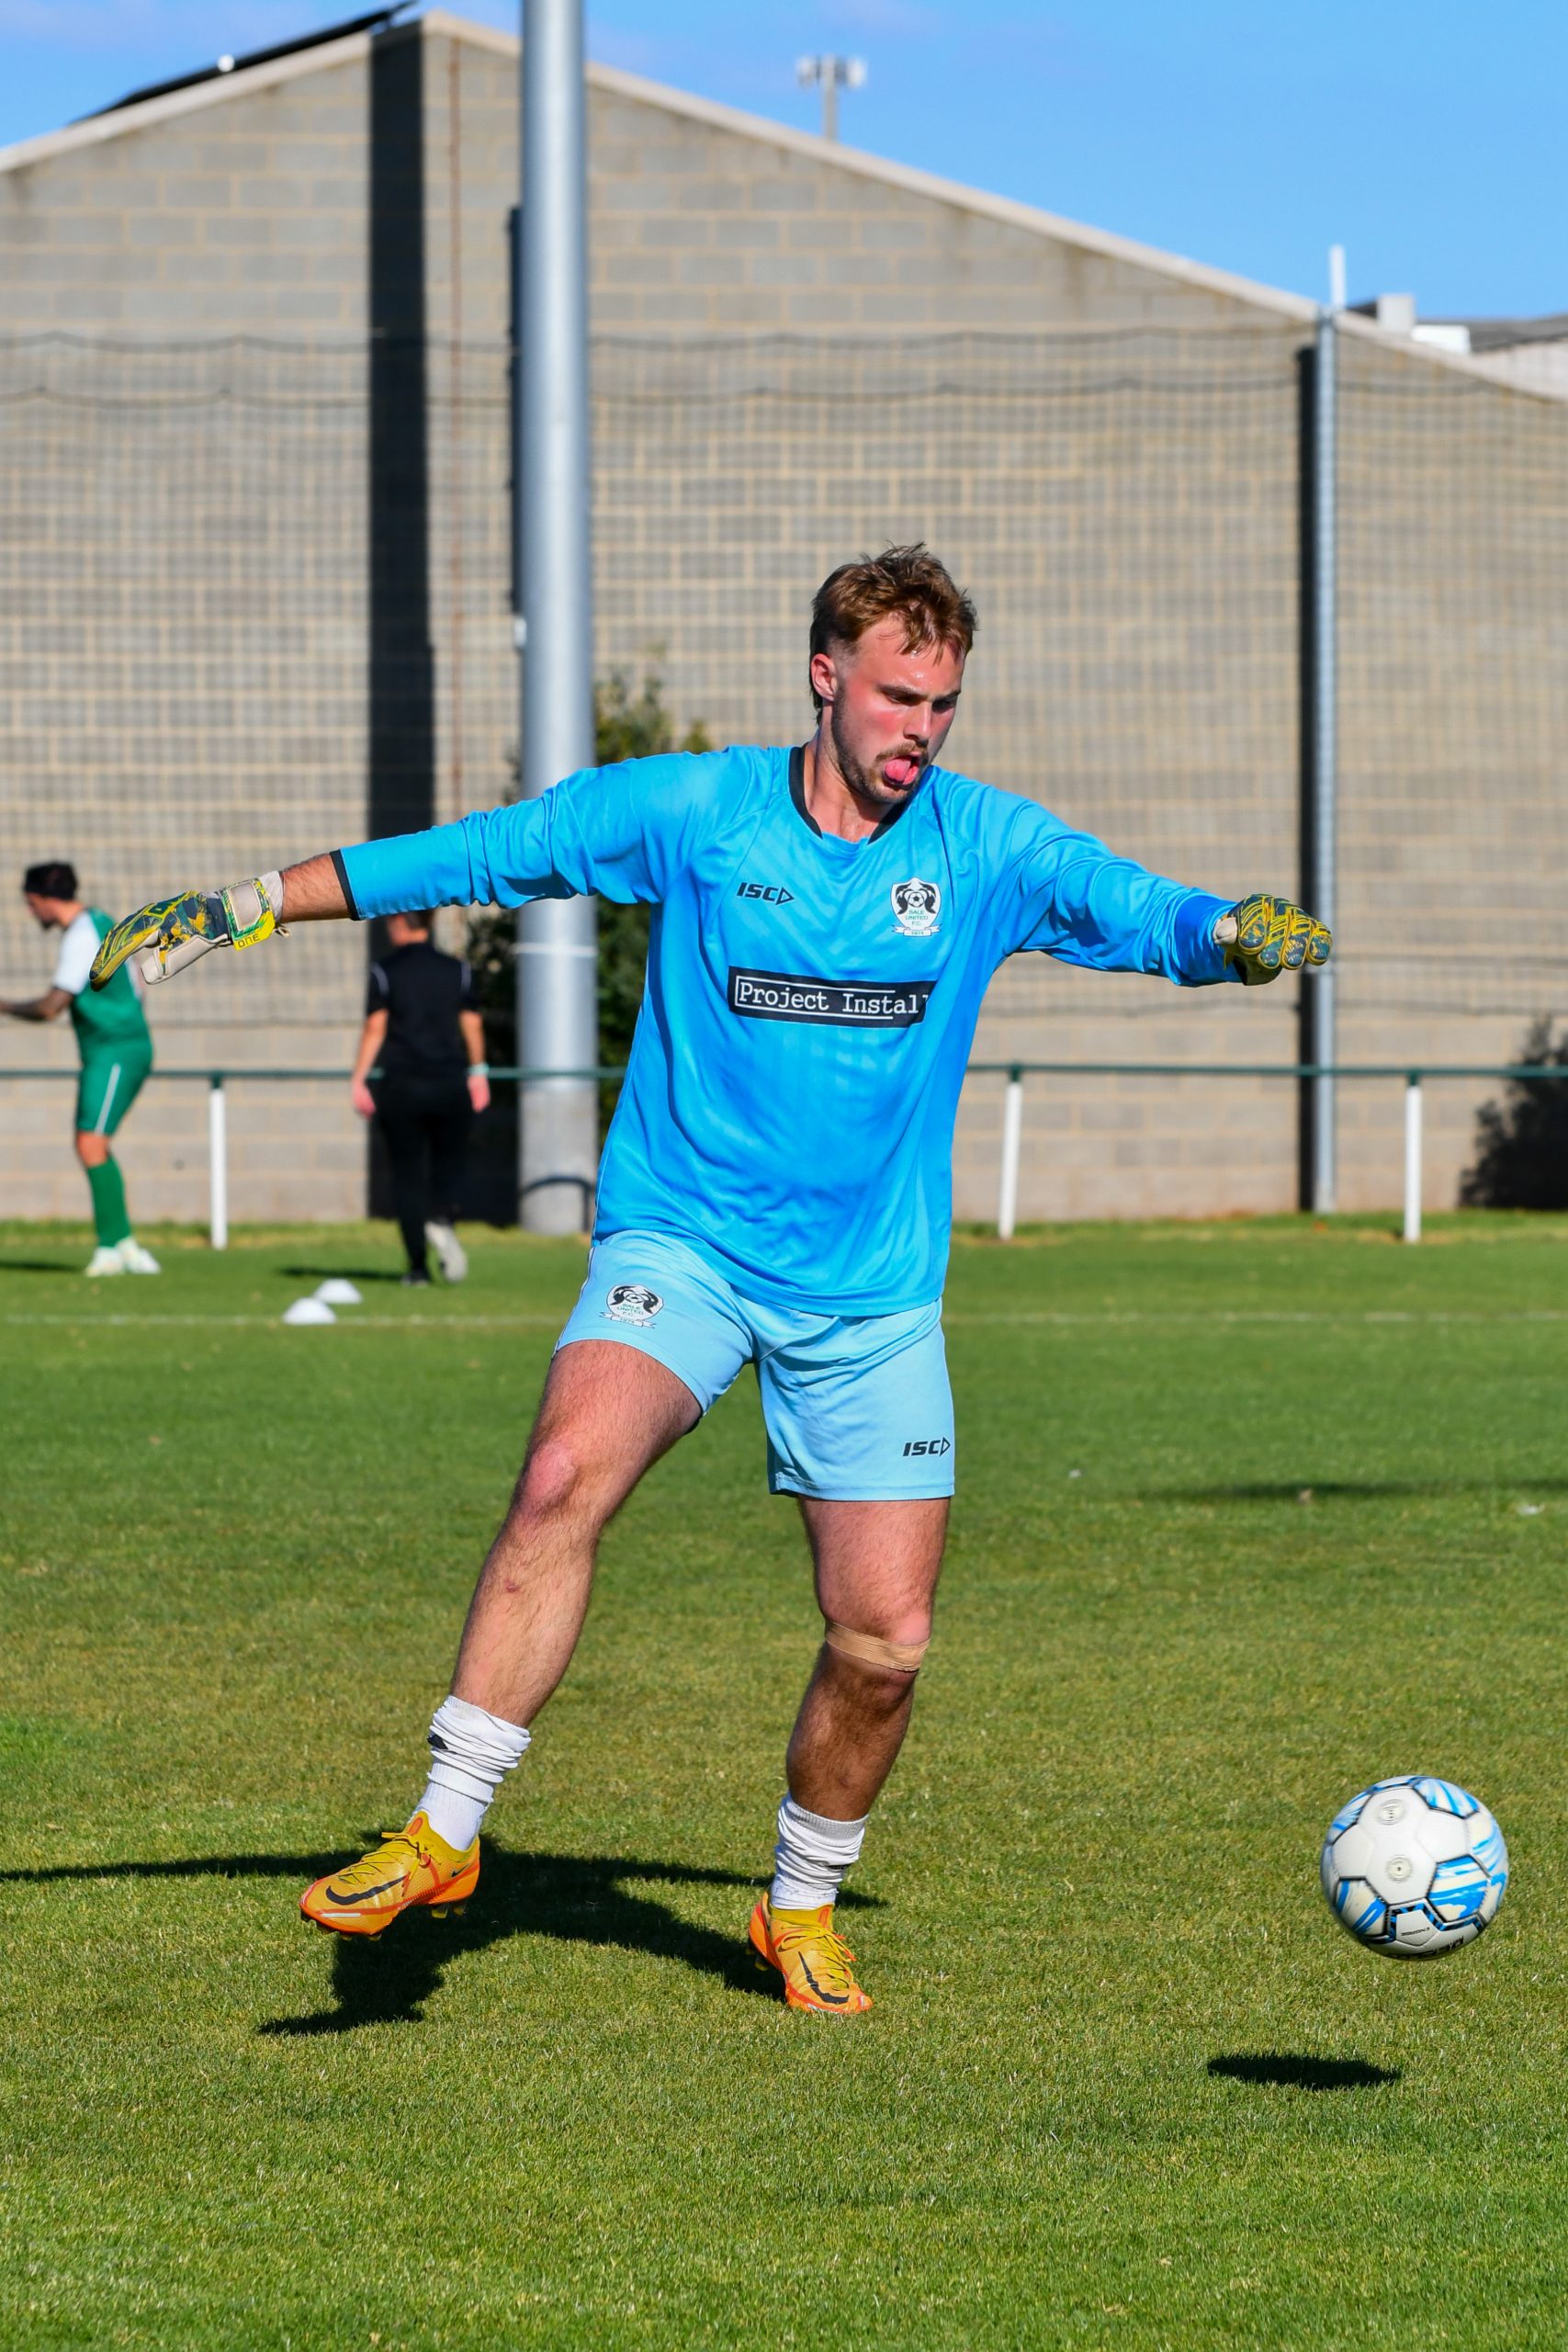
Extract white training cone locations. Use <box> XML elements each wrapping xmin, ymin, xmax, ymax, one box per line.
<box><xmin>283</xmin><ymin>1296</ymin><xmax>336</xmax><ymax>1326</ymax></box>
<box><xmin>314</xmin><ymin>1279</ymin><xmax>363</xmax><ymax>1306</ymax></box>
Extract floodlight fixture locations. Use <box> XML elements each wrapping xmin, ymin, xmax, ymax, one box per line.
<box><xmin>795</xmin><ymin>53</ymin><xmax>867</xmax><ymax>142</ymax></box>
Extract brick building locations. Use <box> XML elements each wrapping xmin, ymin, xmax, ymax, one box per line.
<box><xmin>3</xmin><ymin>9</ymin><xmax>1564</xmax><ymax>1225</ymax></box>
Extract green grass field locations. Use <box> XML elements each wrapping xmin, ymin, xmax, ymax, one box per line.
<box><xmin>6</xmin><ymin>1212</ymin><xmax>1568</xmax><ymax>2348</ymax></box>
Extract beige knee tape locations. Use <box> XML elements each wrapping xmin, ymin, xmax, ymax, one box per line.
<box><xmin>825</xmin><ymin>1621</ymin><xmax>929</xmax><ymax>1674</ymax></box>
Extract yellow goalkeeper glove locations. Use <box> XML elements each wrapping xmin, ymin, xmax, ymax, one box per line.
<box><xmin>90</xmin><ymin>872</ymin><xmax>286</xmax><ymax>990</ymax></box>
<box><xmin>1215</xmin><ymin>894</ymin><xmax>1332</xmax><ymax>986</ymax></box>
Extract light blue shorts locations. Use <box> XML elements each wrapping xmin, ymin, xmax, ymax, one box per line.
<box><xmin>556</xmin><ymin>1228</ymin><xmax>955</xmax><ymax>1501</ymax></box>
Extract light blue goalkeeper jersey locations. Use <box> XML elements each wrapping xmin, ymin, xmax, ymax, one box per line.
<box><xmin>338</xmin><ymin>746</ymin><xmax>1234</xmax><ymax>1314</ymax></box>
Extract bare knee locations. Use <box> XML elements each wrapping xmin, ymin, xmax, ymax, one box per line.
<box><xmin>74</xmin><ymin>1130</ymin><xmax>107</xmax><ymax>1169</ymax></box>
<box><xmin>807</xmin><ymin>1623</ymin><xmax>930</xmax><ymax>1728</ymax></box>
<box><xmin>513</xmin><ymin>1434</ymin><xmax>591</xmax><ymax>1521</ymax></box>
<box><xmin>508</xmin><ymin>1428</ymin><xmax>634</xmax><ymax>1548</ymax></box>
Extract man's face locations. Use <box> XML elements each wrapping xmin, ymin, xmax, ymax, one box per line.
<box><xmin>810</xmin><ymin>616</ymin><xmax>964</xmax><ymax>811</ymax></box>
<box><xmin>387</xmin><ymin>915</ymin><xmax>430</xmax><ymax>949</ymax></box>
<box><xmin>23</xmin><ymin>893</ymin><xmax>61</xmax><ymax>931</ymax></box>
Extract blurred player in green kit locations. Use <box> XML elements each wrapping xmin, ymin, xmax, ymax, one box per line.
<box><xmin>2</xmin><ymin>860</ymin><xmax>160</xmax><ymax>1275</ymax></box>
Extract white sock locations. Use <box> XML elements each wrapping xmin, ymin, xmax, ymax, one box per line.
<box><xmin>770</xmin><ymin>1793</ymin><xmax>868</xmax><ymax>1913</ymax></box>
<box><xmin>417</xmin><ymin>1694</ymin><xmax>531</xmax><ymax>1849</ymax></box>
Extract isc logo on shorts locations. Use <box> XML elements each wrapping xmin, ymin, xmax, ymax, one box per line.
<box><xmin>604</xmin><ymin>1283</ymin><xmax>663</xmax><ymax>1327</ymax></box>
<box><xmin>902</xmin><ymin>1437</ymin><xmax>952</xmax><ymax>1457</ymax></box>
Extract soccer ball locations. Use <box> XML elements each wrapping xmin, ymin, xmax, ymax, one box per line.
<box><xmin>1320</xmin><ymin>1775</ymin><xmax>1508</xmax><ymax>1959</ymax></box>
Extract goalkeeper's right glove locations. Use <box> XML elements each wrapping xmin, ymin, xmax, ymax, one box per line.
<box><xmin>90</xmin><ymin>871</ymin><xmax>285</xmax><ymax>990</ymax></box>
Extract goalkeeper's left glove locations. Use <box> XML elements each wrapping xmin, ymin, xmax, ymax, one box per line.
<box><xmin>90</xmin><ymin>872</ymin><xmax>286</xmax><ymax>990</ymax></box>
<box><xmin>1215</xmin><ymin>893</ymin><xmax>1332</xmax><ymax>986</ymax></box>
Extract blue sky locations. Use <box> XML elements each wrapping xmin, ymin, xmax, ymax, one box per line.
<box><xmin>1</xmin><ymin>0</ymin><xmax>1561</xmax><ymax>317</ymax></box>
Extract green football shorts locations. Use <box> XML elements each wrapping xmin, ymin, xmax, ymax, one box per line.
<box><xmin>75</xmin><ymin>1041</ymin><xmax>152</xmax><ymax>1137</ymax></box>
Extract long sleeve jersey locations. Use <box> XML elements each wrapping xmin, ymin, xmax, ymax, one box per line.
<box><xmin>338</xmin><ymin>745</ymin><xmax>1234</xmax><ymax>1314</ymax></box>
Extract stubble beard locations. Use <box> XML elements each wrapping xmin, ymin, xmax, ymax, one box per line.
<box><xmin>827</xmin><ymin>701</ymin><xmax>922</xmax><ymax>813</ymax></box>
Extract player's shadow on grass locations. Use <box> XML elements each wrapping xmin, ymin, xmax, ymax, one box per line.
<box><xmin>261</xmin><ymin>1847</ymin><xmax>821</xmax><ymax>2036</ymax></box>
<box><xmin>1208</xmin><ymin>2052</ymin><xmax>1399</xmax><ymax>2091</ymax></box>
<box><xmin>0</xmin><ymin>1847</ymin><xmax>875</xmax><ymax>2033</ymax></box>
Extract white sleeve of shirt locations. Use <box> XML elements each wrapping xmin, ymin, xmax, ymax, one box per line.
<box><xmin>51</xmin><ymin>911</ymin><xmax>99</xmax><ymax>998</ymax></box>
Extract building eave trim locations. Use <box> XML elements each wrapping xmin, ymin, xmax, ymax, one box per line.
<box><xmin>0</xmin><ymin>21</ymin><xmax>399</xmax><ymax>176</ymax></box>
<box><xmin>581</xmin><ymin>51</ymin><xmax>1317</xmax><ymax>324</ymax></box>
<box><xmin>1336</xmin><ymin>308</ymin><xmax>1568</xmax><ymax>402</ymax></box>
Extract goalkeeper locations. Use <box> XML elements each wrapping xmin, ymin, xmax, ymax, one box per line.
<box><xmin>94</xmin><ymin>545</ymin><xmax>1329</xmax><ymax>2016</ymax></box>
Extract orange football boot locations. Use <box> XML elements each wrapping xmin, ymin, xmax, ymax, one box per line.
<box><xmin>299</xmin><ymin>1812</ymin><xmax>479</xmax><ymax>1937</ymax></box>
<box><xmin>748</xmin><ymin>1896</ymin><xmax>873</xmax><ymax>2017</ymax></box>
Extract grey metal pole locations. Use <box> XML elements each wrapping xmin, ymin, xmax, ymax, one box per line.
<box><xmin>517</xmin><ymin>0</ymin><xmax>598</xmax><ymax>1234</ymax></box>
<box><xmin>1311</xmin><ymin>301</ymin><xmax>1337</xmax><ymax>1214</ymax></box>
<box><xmin>796</xmin><ymin>55</ymin><xmax>864</xmax><ymax>144</ymax></box>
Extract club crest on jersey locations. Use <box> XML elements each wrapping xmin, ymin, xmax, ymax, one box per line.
<box><xmin>604</xmin><ymin>1283</ymin><xmax>663</xmax><ymax>1328</ymax></box>
<box><xmin>891</xmin><ymin>876</ymin><xmax>942</xmax><ymax>937</ymax></box>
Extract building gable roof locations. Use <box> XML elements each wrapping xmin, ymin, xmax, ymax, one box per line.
<box><xmin>0</xmin><ymin>7</ymin><xmax>1313</xmax><ymax>322</ymax></box>
<box><xmin>0</xmin><ymin>5</ymin><xmax>1559</xmax><ymax>395</ymax></box>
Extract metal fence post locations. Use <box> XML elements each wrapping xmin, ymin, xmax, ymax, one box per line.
<box><xmin>997</xmin><ymin>1067</ymin><xmax>1023</xmax><ymax>1239</ymax></box>
<box><xmin>1402</xmin><ymin>1071</ymin><xmax>1422</xmax><ymax>1244</ymax></box>
<box><xmin>209</xmin><ymin>1073</ymin><xmax>228</xmax><ymax>1250</ymax></box>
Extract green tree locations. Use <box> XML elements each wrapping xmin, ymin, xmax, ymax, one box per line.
<box><xmin>465</xmin><ymin>668</ymin><xmax>711</xmax><ymax>1139</ymax></box>
<box><xmin>1460</xmin><ymin>1017</ymin><xmax>1568</xmax><ymax>1208</ymax></box>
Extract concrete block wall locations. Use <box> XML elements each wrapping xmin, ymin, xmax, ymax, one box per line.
<box><xmin>0</xmin><ymin>52</ymin><xmax>373</xmax><ymax>332</ymax></box>
<box><xmin>1334</xmin><ymin>328</ymin><xmax>1568</xmax><ymax>1213</ymax></box>
<box><xmin>0</xmin><ymin>45</ymin><xmax>380</xmax><ymax>1219</ymax></box>
<box><xmin>1</xmin><ymin>14</ymin><xmax>1562</xmax><ymax>1229</ymax></box>
<box><xmin>0</xmin><ymin>1071</ymin><xmax>361</xmax><ymax>1226</ymax></box>
<box><xmin>582</xmin><ymin>85</ymin><xmax>1260</xmax><ymax>335</ymax></box>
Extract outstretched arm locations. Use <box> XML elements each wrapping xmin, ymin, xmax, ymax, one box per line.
<box><xmin>89</xmin><ymin>851</ymin><xmax>353</xmax><ymax>992</ymax></box>
<box><xmin>0</xmin><ymin>985</ymin><xmax>72</xmax><ymax>1021</ymax></box>
<box><xmin>91</xmin><ymin>752</ymin><xmax>708</xmax><ymax>993</ymax></box>
<box><xmin>1004</xmin><ymin>807</ymin><xmax>1330</xmax><ymax>987</ymax></box>
<box><xmin>278</xmin><ymin>854</ymin><xmax>350</xmax><ymax>922</ymax></box>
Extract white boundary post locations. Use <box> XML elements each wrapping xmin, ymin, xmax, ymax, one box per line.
<box><xmin>998</xmin><ymin>1069</ymin><xmax>1023</xmax><ymax>1239</ymax></box>
<box><xmin>1402</xmin><ymin>1071</ymin><xmax>1422</xmax><ymax>1244</ymax></box>
<box><xmin>209</xmin><ymin>1074</ymin><xmax>228</xmax><ymax>1250</ymax></box>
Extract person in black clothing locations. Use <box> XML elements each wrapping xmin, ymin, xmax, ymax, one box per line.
<box><xmin>351</xmin><ymin>910</ymin><xmax>490</xmax><ymax>1284</ymax></box>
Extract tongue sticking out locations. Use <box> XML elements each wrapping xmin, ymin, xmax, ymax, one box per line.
<box><xmin>884</xmin><ymin>755</ymin><xmax>920</xmax><ymax>789</ymax></box>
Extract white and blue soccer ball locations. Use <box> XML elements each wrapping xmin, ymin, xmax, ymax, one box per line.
<box><xmin>1320</xmin><ymin>1775</ymin><xmax>1508</xmax><ymax>1959</ymax></box>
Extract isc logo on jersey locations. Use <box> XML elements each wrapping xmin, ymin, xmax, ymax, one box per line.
<box><xmin>892</xmin><ymin>878</ymin><xmax>941</xmax><ymax>937</ymax></box>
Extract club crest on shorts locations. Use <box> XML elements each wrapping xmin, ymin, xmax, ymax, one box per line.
<box><xmin>891</xmin><ymin>876</ymin><xmax>942</xmax><ymax>937</ymax></box>
<box><xmin>604</xmin><ymin>1282</ymin><xmax>663</xmax><ymax>1328</ymax></box>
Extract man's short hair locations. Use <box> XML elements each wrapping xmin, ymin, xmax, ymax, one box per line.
<box><xmin>394</xmin><ymin>910</ymin><xmax>434</xmax><ymax>932</ymax></box>
<box><xmin>809</xmin><ymin>544</ymin><xmax>977</xmax><ymax>712</ymax></box>
<box><xmin>23</xmin><ymin>860</ymin><xmax>76</xmax><ymax>900</ymax></box>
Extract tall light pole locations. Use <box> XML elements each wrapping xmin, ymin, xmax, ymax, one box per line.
<box><xmin>516</xmin><ymin>0</ymin><xmax>597</xmax><ymax>1233</ymax></box>
<box><xmin>795</xmin><ymin>53</ymin><xmax>866</xmax><ymax>143</ymax></box>
<box><xmin>1308</xmin><ymin>242</ymin><xmax>1343</xmax><ymax>1215</ymax></box>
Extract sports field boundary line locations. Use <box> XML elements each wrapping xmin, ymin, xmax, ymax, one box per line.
<box><xmin>9</xmin><ymin>1307</ymin><xmax>1568</xmax><ymax>1330</ymax></box>
<box><xmin>0</xmin><ymin>1311</ymin><xmax>564</xmax><ymax>1329</ymax></box>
